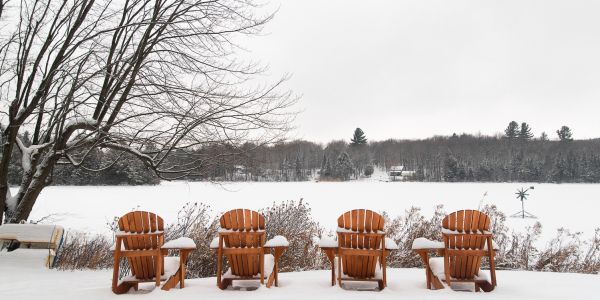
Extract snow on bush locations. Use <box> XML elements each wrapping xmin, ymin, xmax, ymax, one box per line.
<box><xmin>53</xmin><ymin>201</ymin><xmax>600</xmax><ymax>277</ymax></box>
<box><xmin>260</xmin><ymin>199</ymin><xmax>328</xmax><ymax>271</ymax></box>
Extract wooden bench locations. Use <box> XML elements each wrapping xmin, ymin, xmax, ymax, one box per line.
<box><xmin>0</xmin><ymin>223</ymin><xmax>64</xmax><ymax>268</ymax></box>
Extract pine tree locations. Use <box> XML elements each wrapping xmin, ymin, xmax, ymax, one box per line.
<box><xmin>519</xmin><ymin>122</ymin><xmax>534</xmax><ymax>141</ymax></box>
<box><xmin>320</xmin><ymin>153</ymin><xmax>327</xmax><ymax>173</ymax></box>
<box><xmin>504</xmin><ymin>121</ymin><xmax>519</xmax><ymax>140</ymax></box>
<box><xmin>540</xmin><ymin>132</ymin><xmax>549</xmax><ymax>141</ymax></box>
<box><xmin>364</xmin><ymin>165</ymin><xmax>374</xmax><ymax>177</ymax></box>
<box><xmin>443</xmin><ymin>153</ymin><xmax>459</xmax><ymax>182</ymax></box>
<box><xmin>556</xmin><ymin>126</ymin><xmax>573</xmax><ymax>142</ymax></box>
<box><xmin>350</xmin><ymin>128</ymin><xmax>367</xmax><ymax>146</ymax></box>
<box><xmin>334</xmin><ymin>152</ymin><xmax>354</xmax><ymax>180</ymax></box>
<box><xmin>294</xmin><ymin>155</ymin><xmax>303</xmax><ymax>181</ymax></box>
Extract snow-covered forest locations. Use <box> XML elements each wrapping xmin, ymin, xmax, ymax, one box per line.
<box><xmin>5</xmin><ymin>124</ymin><xmax>599</xmax><ymax>185</ymax></box>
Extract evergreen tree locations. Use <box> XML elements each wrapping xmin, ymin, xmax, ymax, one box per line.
<box><xmin>519</xmin><ymin>122</ymin><xmax>534</xmax><ymax>141</ymax></box>
<box><xmin>350</xmin><ymin>128</ymin><xmax>367</xmax><ymax>146</ymax></box>
<box><xmin>294</xmin><ymin>155</ymin><xmax>303</xmax><ymax>181</ymax></box>
<box><xmin>334</xmin><ymin>152</ymin><xmax>354</xmax><ymax>180</ymax></box>
<box><xmin>504</xmin><ymin>121</ymin><xmax>519</xmax><ymax>140</ymax></box>
<box><xmin>540</xmin><ymin>132</ymin><xmax>549</xmax><ymax>141</ymax></box>
<box><xmin>443</xmin><ymin>153</ymin><xmax>459</xmax><ymax>182</ymax></box>
<box><xmin>556</xmin><ymin>126</ymin><xmax>573</xmax><ymax>142</ymax></box>
<box><xmin>364</xmin><ymin>165</ymin><xmax>374</xmax><ymax>177</ymax></box>
<box><xmin>550</xmin><ymin>152</ymin><xmax>567</xmax><ymax>182</ymax></box>
<box><xmin>320</xmin><ymin>153</ymin><xmax>327</xmax><ymax>173</ymax></box>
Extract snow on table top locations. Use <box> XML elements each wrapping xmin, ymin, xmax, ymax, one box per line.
<box><xmin>264</xmin><ymin>235</ymin><xmax>289</xmax><ymax>247</ymax></box>
<box><xmin>411</xmin><ymin>237</ymin><xmax>444</xmax><ymax>250</ymax></box>
<box><xmin>0</xmin><ymin>224</ymin><xmax>62</xmax><ymax>243</ymax></box>
<box><xmin>162</xmin><ymin>237</ymin><xmax>196</xmax><ymax>249</ymax></box>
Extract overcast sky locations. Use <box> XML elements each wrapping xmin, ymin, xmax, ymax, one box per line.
<box><xmin>243</xmin><ymin>0</ymin><xmax>600</xmax><ymax>143</ymax></box>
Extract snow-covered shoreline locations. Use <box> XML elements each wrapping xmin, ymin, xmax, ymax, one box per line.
<box><xmin>21</xmin><ymin>181</ymin><xmax>600</xmax><ymax>247</ymax></box>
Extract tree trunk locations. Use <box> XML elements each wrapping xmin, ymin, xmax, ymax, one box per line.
<box><xmin>0</xmin><ymin>128</ymin><xmax>19</xmax><ymax>224</ymax></box>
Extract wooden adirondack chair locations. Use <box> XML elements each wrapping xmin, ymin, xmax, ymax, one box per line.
<box><xmin>215</xmin><ymin>209</ymin><xmax>286</xmax><ymax>289</ymax></box>
<box><xmin>421</xmin><ymin>210</ymin><xmax>497</xmax><ymax>292</ymax></box>
<box><xmin>336</xmin><ymin>209</ymin><xmax>387</xmax><ymax>290</ymax></box>
<box><xmin>112</xmin><ymin>211</ymin><xmax>194</xmax><ymax>294</ymax></box>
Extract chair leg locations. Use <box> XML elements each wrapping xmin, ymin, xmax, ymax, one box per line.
<box><xmin>337</xmin><ymin>255</ymin><xmax>343</xmax><ymax>287</ymax></box>
<box><xmin>260</xmin><ymin>253</ymin><xmax>265</xmax><ymax>285</ymax></box>
<box><xmin>444</xmin><ymin>254</ymin><xmax>451</xmax><ymax>289</ymax></box>
<box><xmin>216</xmin><ymin>250</ymin><xmax>222</xmax><ymax>289</ymax></box>
<box><xmin>155</xmin><ymin>251</ymin><xmax>162</xmax><ymax>287</ymax></box>
<box><xmin>112</xmin><ymin>254</ymin><xmax>120</xmax><ymax>293</ymax></box>
<box><xmin>381</xmin><ymin>253</ymin><xmax>387</xmax><ymax>288</ymax></box>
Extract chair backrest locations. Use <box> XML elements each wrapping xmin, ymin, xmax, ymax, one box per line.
<box><xmin>218</xmin><ymin>209</ymin><xmax>266</xmax><ymax>278</ymax></box>
<box><xmin>441</xmin><ymin>210</ymin><xmax>492</xmax><ymax>280</ymax></box>
<box><xmin>337</xmin><ymin>209</ymin><xmax>385</xmax><ymax>279</ymax></box>
<box><xmin>117</xmin><ymin>211</ymin><xmax>164</xmax><ymax>280</ymax></box>
<box><xmin>337</xmin><ymin>209</ymin><xmax>385</xmax><ymax>249</ymax></box>
<box><xmin>219</xmin><ymin>209</ymin><xmax>266</xmax><ymax>248</ymax></box>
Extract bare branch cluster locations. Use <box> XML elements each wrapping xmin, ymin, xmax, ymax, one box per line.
<box><xmin>0</xmin><ymin>0</ymin><xmax>296</xmax><ymax>223</ymax></box>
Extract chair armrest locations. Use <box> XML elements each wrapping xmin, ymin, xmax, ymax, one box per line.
<box><xmin>411</xmin><ymin>237</ymin><xmax>444</xmax><ymax>251</ymax></box>
<box><xmin>161</xmin><ymin>237</ymin><xmax>197</xmax><ymax>250</ymax></box>
<box><xmin>385</xmin><ymin>237</ymin><xmax>399</xmax><ymax>250</ymax></box>
<box><xmin>317</xmin><ymin>238</ymin><xmax>338</xmax><ymax>249</ymax></box>
<box><xmin>209</xmin><ymin>237</ymin><xmax>219</xmax><ymax>249</ymax></box>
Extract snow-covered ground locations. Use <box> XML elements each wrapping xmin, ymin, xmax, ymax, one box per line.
<box><xmin>19</xmin><ymin>181</ymin><xmax>600</xmax><ymax>246</ymax></box>
<box><xmin>1</xmin><ymin>249</ymin><xmax>598</xmax><ymax>300</ymax></box>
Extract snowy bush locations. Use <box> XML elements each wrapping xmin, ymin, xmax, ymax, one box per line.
<box><xmin>53</xmin><ymin>201</ymin><xmax>600</xmax><ymax>276</ymax></box>
<box><xmin>261</xmin><ymin>199</ymin><xmax>328</xmax><ymax>271</ymax></box>
<box><xmin>164</xmin><ymin>203</ymin><xmax>220</xmax><ymax>278</ymax></box>
<box><xmin>384</xmin><ymin>205</ymin><xmax>445</xmax><ymax>267</ymax></box>
<box><xmin>55</xmin><ymin>232</ymin><xmax>113</xmax><ymax>270</ymax></box>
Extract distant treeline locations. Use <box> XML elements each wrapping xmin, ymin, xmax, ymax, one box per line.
<box><xmin>6</xmin><ymin>124</ymin><xmax>600</xmax><ymax>185</ymax></box>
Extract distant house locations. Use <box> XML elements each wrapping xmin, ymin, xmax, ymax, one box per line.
<box><xmin>389</xmin><ymin>166</ymin><xmax>403</xmax><ymax>181</ymax></box>
<box><xmin>388</xmin><ymin>165</ymin><xmax>415</xmax><ymax>181</ymax></box>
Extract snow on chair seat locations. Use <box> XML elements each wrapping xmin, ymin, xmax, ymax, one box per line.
<box><xmin>321</xmin><ymin>209</ymin><xmax>394</xmax><ymax>290</ymax></box>
<box><xmin>111</xmin><ymin>211</ymin><xmax>195</xmax><ymax>294</ymax></box>
<box><xmin>0</xmin><ymin>223</ymin><xmax>64</xmax><ymax>268</ymax></box>
<box><xmin>214</xmin><ymin>208</ymin><xmax>287</xmax><ymax>290</ymax></box>
<box><xmin>413</xmin><ymin>210</ymin><xmax>497</xmax><ymax>292</ymax></box>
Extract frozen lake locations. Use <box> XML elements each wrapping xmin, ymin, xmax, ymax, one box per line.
<box><xmin>20</xmin><ymin>181</ymin><xmax>600</xmax><ymax>245</ymax></box>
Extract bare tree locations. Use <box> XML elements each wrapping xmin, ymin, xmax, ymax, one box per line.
<box><xmin>0</xmin><ymin>0</ymin><xmax>295</xmax><ymax>223</ymax></box>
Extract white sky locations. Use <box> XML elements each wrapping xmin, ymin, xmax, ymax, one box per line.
<box><xmin>243</xmin><ymin>0</ymin><xmax>600</xmax><ymax>142</ymax></box>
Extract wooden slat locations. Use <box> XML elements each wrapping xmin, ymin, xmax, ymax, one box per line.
<box><xmin>365</xmin><ymin>210</ymin><xmax>373</xmax><ymax>233</ymax></box>
<box><xmin>343</xmin><ymin>212</ymin><xmax>351</xmax><ymax>229</ymax></box>
<box><xmin>464</xmin><ymin>210</ymin><xmax>473</xmax><ymax>234</ymax></box>
<box><xmin>134</xmin><ymin>212</ymin><xmax>150</xmax><ymax>279</ymax></box>
<box><xmin>252</xmin><ymin>211</ymin><xmax>259</xmax><ymax>231</ymax></box>
<box><xmin>157</xmin><ymin>215</ymin><xmax>164</xmax><ymax>231</ymax></box>
<box><xmin>448</xmin><ymin>212</ymin><xmax>456</xmax><ymax>231</ymax></box>
<box><xmin>149</xmin><ymin>213</ymin><xmax>158</xmax><ymax>249</ymax></box>
<box><xmin>441</xmin><ymin>210</ymin><xmax>495</xmax><ymax>282</ymax></box>
<box><xmin>244</xmin><ymin>209</ymin><xmax>251</xmax><ymax>231</ymax></box>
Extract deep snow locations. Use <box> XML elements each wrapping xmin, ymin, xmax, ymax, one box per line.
<box><xmin>0</xmin><ymin>249</ymin><xmax>598</xmax><ymax>300</ymax></box>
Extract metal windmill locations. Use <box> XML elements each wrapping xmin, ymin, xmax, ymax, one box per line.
<box><xmin>510</xmin><ymin>186</ymin><xmax>537</xmax><ymax>219</ymax></box>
